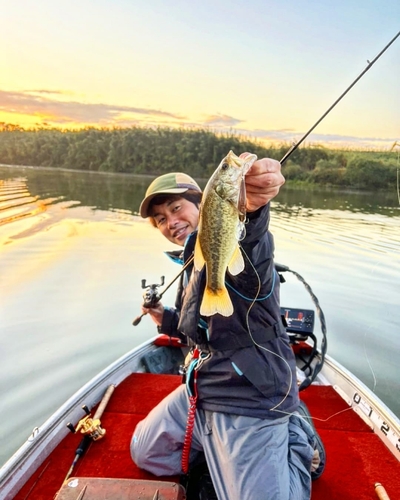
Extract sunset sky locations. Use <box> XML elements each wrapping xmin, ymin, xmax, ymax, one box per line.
<box><xmin>1</xmin><ymin>0</ymin><xmax>399</xmax><ymax>149</ymax></box>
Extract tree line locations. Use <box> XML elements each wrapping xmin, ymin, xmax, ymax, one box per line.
<box><xmin>0</xmin><ymin>124</ymin><xmax>397</xmax><ymax>189</ymax></box>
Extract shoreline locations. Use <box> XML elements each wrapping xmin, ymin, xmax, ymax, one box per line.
<box><xmin>0</xmin><ymin>163</ymin><xmax>380</xmax><ymax>194</ymax></box>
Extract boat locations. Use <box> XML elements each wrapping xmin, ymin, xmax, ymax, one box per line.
<box><xmin>1</xmin><ymin>265</ymin><xmax>399</xmax><ymax>500</ymax></box>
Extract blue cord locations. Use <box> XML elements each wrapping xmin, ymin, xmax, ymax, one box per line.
<box><xmin>226</xmin><ymin>269</ymin><xmax>276</xmax><ymax>302</ymax></box>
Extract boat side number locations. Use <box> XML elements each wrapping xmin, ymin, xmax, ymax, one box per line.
<box><xmin>380</xmin><ymin>421</ymin><xmax>389</xmax><ymax>436</ymax></box>
<box><xmin>352</xmin><ymin>392</ymin><xmax>373</xmax><ymax>417</ymax></box>
<box><xmin>353</xmin><ymin>392</ymin><xmax>400</xmax><ymax>454</ymax></box>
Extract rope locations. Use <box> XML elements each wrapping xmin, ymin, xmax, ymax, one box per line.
<box><xmin>181</xmin><ymin>348</ymin><xmax>200</xmax><ymax>474</ymax></box>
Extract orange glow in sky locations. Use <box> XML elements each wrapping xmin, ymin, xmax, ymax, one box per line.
<box><xmin>1</xmin><ymin>1</ymin><xmax>399</xmax><ymax>149</ymax></box>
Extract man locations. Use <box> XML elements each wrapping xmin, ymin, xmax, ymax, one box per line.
<box><xmin>131</xmin><ymin>154</ymin><xmax>325</xmax><ymax>500</ymax></box>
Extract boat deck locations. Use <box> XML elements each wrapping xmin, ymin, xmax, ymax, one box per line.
<box><xmin>15</xmin><ymin>372</ymin><xmax>399</xmax><ymax>499</ymax></box>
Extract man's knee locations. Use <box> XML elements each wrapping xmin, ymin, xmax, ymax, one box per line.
<box><xmin>130</xmin><ymin>421</ymin><xmax>146</xmax><ymax>467</ymax></box>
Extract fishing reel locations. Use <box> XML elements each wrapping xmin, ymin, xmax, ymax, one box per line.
<box><xmin>132</xmin><ymin>276</ymin><xmax>165</xmax><ymax>326</ymax></box>
<box><xmin>67</xmin><ymin>405</ymin><xmax>106</xmax><ymax>441</ymax></box>
<box><xmin>141</xmin><ymin>276</ymin><xmax>165</xmax><ymax>308</ymax></box>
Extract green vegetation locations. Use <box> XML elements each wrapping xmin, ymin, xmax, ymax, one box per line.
<box><xmin>0</xmin><ymin>124</ymin><xmax>397</xmax><ymax>190</ymax></box>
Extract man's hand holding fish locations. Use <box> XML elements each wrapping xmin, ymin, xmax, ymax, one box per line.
<box><xmin>240</xmin><ymin>152</ymin><xmax>285</xmax><ymax>212</ymax></box>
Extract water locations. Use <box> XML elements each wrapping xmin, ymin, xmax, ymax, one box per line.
<box><xmin>1</xmin><ymin>165</ymin><xmax>399</xmax><ymax>466</ymax></box>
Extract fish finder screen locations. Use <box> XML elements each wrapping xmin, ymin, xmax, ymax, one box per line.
<box><xmin>280</xmin><ymin>307</ymin><xmax>314</xmax><ymax>334</ymax></box>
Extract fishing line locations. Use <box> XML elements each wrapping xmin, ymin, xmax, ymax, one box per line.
<box><xmin>353</xmin><ymin>222</ymin><xmax>385</xmax><ymax>393</ymax></box>
<box><xmin>364</xmin><ymin>141</ymin><xmax>399</xmax><ymax>389</ymax></box>
<box><xmin>237</xmin><ymin>248</ymin><xmax>353</xmax><ymax>425</ymax></box>
<box><xmin>274</xmin><ymin>405</ymin><xmax>353</xmax><ymax>424</ymax></box>
<box><xmin>363</xmin><ymin>330</ymin><xmax>378</xmax><ymax>393</ymax></box>
<box><xmin>393</xmin><ymin>142</ymin><xmax>400</xmax><ymax>205</ymax></box>
<box><xmin>23</xmin><ymin>460</ymin><xmax>51</xmax><ymax>500</ymax></box>
<box><xmin>226</xmin><ymin>238</ymin><xmax>383</xmax><ymax>431</ymax></box>
<box><xmin>239</xmin><ymin>245</ymin><xmax>294</xmax><ymax>412</ymax></box>
<box><xmin>269</xmin><ymin>266</ymin><xmax>375</xmax><ymax>425</ymax></box>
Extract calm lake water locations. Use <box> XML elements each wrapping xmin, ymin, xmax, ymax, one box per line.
<box><xmin>1</xmin><ymin>165</ymin><xmax>399</xmax><ymax>466</ymax></box>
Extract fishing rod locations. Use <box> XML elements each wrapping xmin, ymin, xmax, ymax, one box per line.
<box><xmin>280</xmin><ymin>30</ymin><xmax>400</xmax><ymax>165</ymax></box>
<box><xmin>62</xmin><ymin>384</ymin><xmax>115</xmax><ymax>485</ymax></box>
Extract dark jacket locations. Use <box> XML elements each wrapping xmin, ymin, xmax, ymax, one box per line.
<box><xmin>160</xmin><ymin>204</ymin><xmax>299</xmax><ymax>419</ymax></box>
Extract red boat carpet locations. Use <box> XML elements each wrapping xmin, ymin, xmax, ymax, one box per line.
<box><xmin>15</xmin><ymin>373</ymin><xmax>399</xmax><ymax>499</ymax></box>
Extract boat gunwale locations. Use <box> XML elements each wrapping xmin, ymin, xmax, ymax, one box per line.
<box><xmin>0</xmin><ymin>336</ymin><xmax>159</xmax><ymax>499</ymax></box>
<box><xmin>317</xmin><ymin>352</ymin><xmax>400</xmax><ymax>459</ymax></box>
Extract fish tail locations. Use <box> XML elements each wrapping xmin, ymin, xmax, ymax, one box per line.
<box><xmin>200</xmin><ymin>286</ymin><xmax>234</xmax><ymax>317</ymax></box>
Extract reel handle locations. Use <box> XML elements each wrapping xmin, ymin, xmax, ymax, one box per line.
<box><xmin>132</xmin><ymin>312</ymin><xmax>146</xmax><ymax>326</ymax></box>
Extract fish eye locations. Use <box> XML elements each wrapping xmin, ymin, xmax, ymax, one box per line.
<box><xmin>221</xmin><ymin>163</ymin><xmax>229</xmax><ymax>170</ymax></box>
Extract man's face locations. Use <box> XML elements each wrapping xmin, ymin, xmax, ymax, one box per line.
<box><xmin>151</xmin><ymin>196</ymin><xmax>200</xmax><ymax>246</ymax></box>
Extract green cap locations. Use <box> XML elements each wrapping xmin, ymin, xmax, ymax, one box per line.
<box><xmin>139</xmin><ymin>172</ymin><xmax>201</xmax><ymax>218</ymax></box>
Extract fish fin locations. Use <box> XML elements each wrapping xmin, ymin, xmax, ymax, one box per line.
<box><xmin>227</xmin><ymin>245</ymin><xmax>244</xmax><ymax>276</ymax></box>
<box><xmin>200</xmin><ymin>286</ymin><xmax>234</xmax><ymax>317</ymax></box>
<box><xmin>194</xmin><ymin>236</ymin><xmax>205</xmax><ymax>271</ymax></box>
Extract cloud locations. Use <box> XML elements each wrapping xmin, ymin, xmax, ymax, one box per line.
<box><xmin>196</xmin><ymin>118</ymin><xmax>396</xmax><ymax>149</ymax></box>
<box><xmin>203</xmin><ymin>113</ymin><xmax>244</xmax><ymax>127</ymax></box>
<box><xmin>26</xmin><ymin>89</ymin><xmax>70</xmax><ymax>95</ymax></box>
<box><xmin>0</xmin><ymin>89</ymin><xmax>184</xmax><ymax>125</ymax></box>
<box><xmin>0</xmin><ymin>89</ymin><xmax>395</xmax><ymax>149</ymax></box>
<box><xmin>214</xmin><ymin>126</ymin><xmax>397</xmax><ymax>149</ymax></box>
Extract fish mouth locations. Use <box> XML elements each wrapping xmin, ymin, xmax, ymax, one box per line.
<box><xmin>227</xmin><ymin>150</ymin><xmax>257</xmax><ymax>173</ymax></box>
<box><xmin>227</xmin><ymin>150</ymin><xmax>243</xmax><ymax>168</ymax></box>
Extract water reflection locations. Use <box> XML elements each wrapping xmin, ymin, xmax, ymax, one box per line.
<box><xmin>1</xmin><ymin>165</ymin><xmax>399</xmax><ymax>218</ymax></box>
<box><xmin>275</xmin><ymin>186</ymin><xmax>400</xmax><ymax>217</ymax></box>
<box><xmin>0</xmin><ymin>166</ymin><xmax>151</xmax><ymax>216</ymax></box>
<box><xmin>0</xmin><ymin>177</ymin><xmax>49</xmax><ymax>226</ymax></box>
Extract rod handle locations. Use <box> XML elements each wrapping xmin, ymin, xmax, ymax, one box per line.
<box><xmin>375</xmin><ymin>483</ymin><xmax>391</xmax><ymax>500</ymax></box>
<box><xmin>93</xmin><ymin>385</ymin><xmax>115</xmax><ymax>420</ymax></box>
<box><xmin>76</xmin><ymin>435</ymin><xmax>91</xmax><ymax>457</ymax></box>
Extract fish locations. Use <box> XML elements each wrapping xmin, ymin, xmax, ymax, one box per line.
<box><xmin>193</xmin><ymin>150</ymin><xmax>258</xmax><ymax>317</ymax></box>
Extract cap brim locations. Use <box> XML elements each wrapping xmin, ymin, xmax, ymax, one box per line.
<box><xmin>139</xmin><ymin>187</ymin><xmax>189</xmax><ymax>218</ymax></box>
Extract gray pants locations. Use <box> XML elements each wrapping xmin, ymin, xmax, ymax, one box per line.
<box><xmin>131</xmin><ymin>384</ymin><xmax>313</xmax><ymax>500</ymax></box>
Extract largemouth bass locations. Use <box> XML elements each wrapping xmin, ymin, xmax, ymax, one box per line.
<box><xmin>194</xmin><ymin>150</ymin><xmax>258</xmax><ymax>317</ymax></box>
